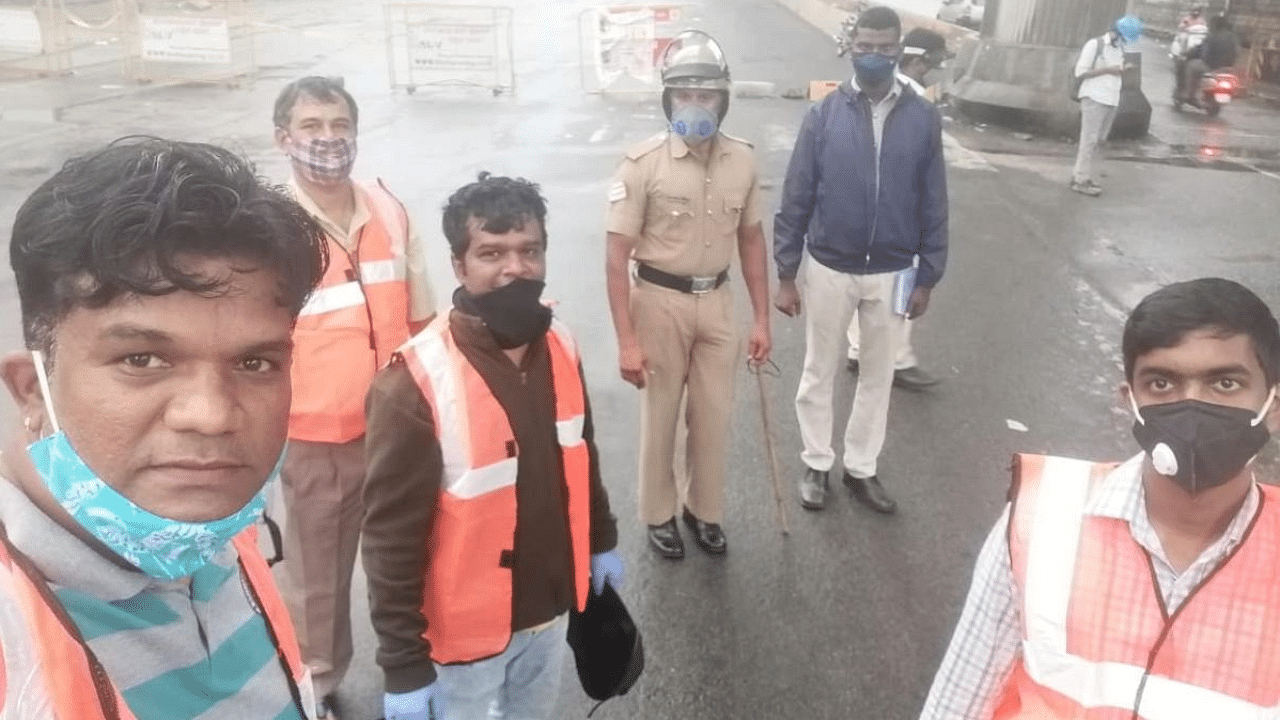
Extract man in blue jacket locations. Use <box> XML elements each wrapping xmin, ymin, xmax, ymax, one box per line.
<box><xmin>774</xmin><ymin>5</ymin><xmax>948</xmax><ymax>514</ymax></box>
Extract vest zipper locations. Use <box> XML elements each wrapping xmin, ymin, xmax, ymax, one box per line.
<box><xmin>239</xmin><ymin>556</ymin><xmax>310</xmax><ymax>719</ymax></box>
<box><xmin>1129</xmin><ymin>492</ymin><xmax>1268</xmax><ymax>719</ymax></box>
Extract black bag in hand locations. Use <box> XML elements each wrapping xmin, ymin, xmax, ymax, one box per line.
<box><xmin>566</xmin><ymin>584</ymin><xmax>644</xmax><ymax>712</ymax></box>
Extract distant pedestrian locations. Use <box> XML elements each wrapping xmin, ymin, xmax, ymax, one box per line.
<box><xmin>845</xmin><ymin>25</ymin><xmax>950</xmax><ymax>391</ymax></box>
<box><xmin>271</xmin><ymin>75</ymin><xmax>436</xmax><ymax>719</ymax></box>
<box><xmin>774</xmin><ymin>6</ymin><xmax>948</xmax><ymax>514</ymax></box>
<box><xmin>605</xmin><ymin>30</ymin><xmax>772</xmax><ymax>559</ymax></box>
<box><xmin>1070</xmin><ymin>15</ymin><xmax>1142</xmax><ymax>197</ymax></box>
<box><xmin>920</xmin><ymin>278</ymin><xmax>1280</xmax><ymax>719</ymax></box>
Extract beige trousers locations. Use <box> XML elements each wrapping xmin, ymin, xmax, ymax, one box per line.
<box><xmin>632</xmin><ymin>279</ymin><xmax>739</xmax><ymax>525</ymax></box>
<box><xmin>278</xmin><ymin>437</ymin><xmax>365</xmax><ymax>700</ymax></box>
<box><xmin>795</xmin><ymin>261</ymin><xmax>905</xmax><ymax>478</ymax></box>
<box><xmin>847</xmin><ymin>317</ymin><xmax>918</xmax><ymax>370</ymax></box>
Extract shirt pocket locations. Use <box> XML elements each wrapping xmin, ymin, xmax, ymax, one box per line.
<box><xmin>719</xmin><ymin>198</ymin><xmax>745</xmax><ymax>234</ymax></box>
<box><xmin>650</xmin><ymin>193</ymin><xmax>693</xmax><ymax>240</ymax></box>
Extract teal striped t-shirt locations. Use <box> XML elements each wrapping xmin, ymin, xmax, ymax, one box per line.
<box><xmin>0</xmin><ymin>480</ymin><xmax>305</xmax><ymax>720</ymax></box>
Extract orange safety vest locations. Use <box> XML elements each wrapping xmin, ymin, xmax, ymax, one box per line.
<box><xmin>289</xmin><ymin>180</ymin><xmax>412</xmax><ymax>444</ymax></box>
<box><xmin>400</xmin><ymin>315</ymin><xmax>592</xmax><ymax>664</ymax></box>
<box><xmin>0</xmin><ymin>528</ymin><xmax>313</xmax><ymax>720</ymax></box>
<box><xmin>997</xmin><ymin>453</ymin><xmax>1280</xmax><ymax>720</ymax></box>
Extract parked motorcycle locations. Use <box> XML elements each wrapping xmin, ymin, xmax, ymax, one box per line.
<box><xmin>1174</xmin><ymin>71</ymin><xmax>1239</xmax><ymax>117</ymax></box>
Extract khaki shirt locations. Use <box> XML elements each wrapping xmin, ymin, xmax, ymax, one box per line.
<box><xmin>289</xmin><ymin>176</ymin><xmax>436</xmax><ymax>322</ymax></box>
<box><xmin>607</xmin><ymin>132</ymin><xmax>761</xmax><ymax>278</ymax></box>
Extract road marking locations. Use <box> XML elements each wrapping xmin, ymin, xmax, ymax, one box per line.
<box><xmin>1236</xmin><ymin>159</ymin><xmax>1280</xmax><ymax>183</ymax></box>
<box><xmin>943</xmin><ymin>131</ymin><xmax>995</xmax><ymax>171</ymax></box>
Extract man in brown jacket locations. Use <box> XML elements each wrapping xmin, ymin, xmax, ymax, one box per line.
<box><xmin>362</xmin><ymin>173</ymin><xmax>620</xmax><ymax>720</ymax></box>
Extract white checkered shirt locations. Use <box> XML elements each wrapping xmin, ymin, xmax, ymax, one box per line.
<box><xmin>918</xmin><ymin>453</ymin><xmax>1261</xmax><ymax>720</ymax></box>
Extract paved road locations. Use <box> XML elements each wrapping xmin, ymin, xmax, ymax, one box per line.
<box><xmin>3</xmin><ymin>0</ymin><xmax>1280</xmax><ymax>718</ymax></box>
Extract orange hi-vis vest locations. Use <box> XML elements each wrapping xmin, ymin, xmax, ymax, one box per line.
<box><xmin>997</xmin><ymin>453</ymin><xmax>1280</xmax><ymax>720</ymax></box>
<box><xmin>0</xmin><ymin>528</ymin><xmax>314</xmax><ymax>720</ymax></box>
<box><xmin>399</xmin><ymin>315</ymin><xmax>592</xmax><ymax>664</ymax></box>
<box><xmin>289</xmin><ymin>180</ymin><xmax>412</xmax><ymax>444</ymax></box>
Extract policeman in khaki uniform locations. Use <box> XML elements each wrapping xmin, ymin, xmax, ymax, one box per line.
<box><xmin>606</xmin><ymin>30</ymin><xmax>772</xmax><ymax>559</ymax></box>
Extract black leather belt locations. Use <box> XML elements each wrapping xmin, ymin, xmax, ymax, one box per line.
<box><xmin>637</xmin><ymin>263</ymin><xmax>729</xmax><ymax>294</ymax></box>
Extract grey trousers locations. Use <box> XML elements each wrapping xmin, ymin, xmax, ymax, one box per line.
<box><xmin>1073</xmin><ymin>97</ymin><xmax>1118</xmax><ymax>184</ymax></box>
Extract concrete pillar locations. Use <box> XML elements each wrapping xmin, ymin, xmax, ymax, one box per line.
<box><xmin>950</xmin><ymin>0</ymin><xmax>1152</xmax><ymax>137</ymax></box>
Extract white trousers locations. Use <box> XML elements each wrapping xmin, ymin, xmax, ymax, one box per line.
<box><xmin>795</xmin><ymin>260</ymin><xmax>905</xmax><ymax>478</ymax></box>
<box><xmin>848</xmin><ymin>317</ymin><xmax>917</xmax><ymax>370</ymax></box>
<box><xmin>1072</xmin><ymin>97</ymin><xmax>1118</xmax><ymax>184</ymax></box>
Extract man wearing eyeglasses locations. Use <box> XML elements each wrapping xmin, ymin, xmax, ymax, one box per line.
<box><xmin>774</xmin><ymin>6</ymin><xmax>949</xmax><ymax>515</ymax></box>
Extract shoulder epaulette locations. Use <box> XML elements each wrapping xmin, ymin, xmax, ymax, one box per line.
<box><xmin>625</xmin><ymin>132</ymin><xmax>668</xmax><ymax>160</ymax></box>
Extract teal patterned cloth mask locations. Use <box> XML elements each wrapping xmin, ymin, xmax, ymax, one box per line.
<box><xmin>25</xmin><ymin>350</ymin><xmax>280</xmax><ymax>581</ymax></box>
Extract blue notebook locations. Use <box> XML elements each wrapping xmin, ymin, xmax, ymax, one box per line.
<box><xmin>892</xmin><ymin>265</ymin><xmax>917</xmax><ymax>317</ymax></box>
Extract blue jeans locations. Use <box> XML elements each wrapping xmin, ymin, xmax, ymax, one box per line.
<box><xmin>434</xmin><ymin>613</ymin><xmax>568</xmax><ymax>720</ymax></box>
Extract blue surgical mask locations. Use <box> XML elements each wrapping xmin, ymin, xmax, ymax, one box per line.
<box><xmin>25</xmin><ymin>350</ymin><xmax>280</xmax><ymax>580</ymax></box>
<box><xmin>852</xmin><ymin>52</ymin><xmax>898</xmax><ymax>86</ymax></box>
<box><xmin>670</xmin><ymin>104</ymin><xmax>718</xmax><ymax>145</ymax></box>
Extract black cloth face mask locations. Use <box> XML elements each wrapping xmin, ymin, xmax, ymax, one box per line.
<box><xmin>454</xmin><ymin>278</ymin><xmax>552</xmax><ymax>350</ymax></box>
<box><xmin>1130</xmin><ymin>389</ymin><xmax>1275</xmax><ymax>495</ymax></box>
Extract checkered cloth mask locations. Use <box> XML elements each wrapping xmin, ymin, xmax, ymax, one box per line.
<box><xmin>286</xmin><ymin>136</ymin><xmax>357</xmax><ymax>186</ymax></box>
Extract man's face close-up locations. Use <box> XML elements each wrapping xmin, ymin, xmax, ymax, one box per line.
<box><xmin>670</xmin><ymin>87</ymin><xmax>722</xmax><ymax>116</ymax></box>
<box><xmin>453</xmin><ymin>217</ymin><xmax>547</xmax><ymax>296</ymax></box>
<box><xmin>277</xmin><ymin>94</ymin><xmax>355</xmax><ymax>144</ymax></box>
<box><xmin>1128</xmin><ymin>329</ymin><xmax>1272</xmax><ymax>415</ymax></box>
<box><xmin>41</xmin><ymin>255</ymin><xmax>295</xmax><ymax>522</ymax></box>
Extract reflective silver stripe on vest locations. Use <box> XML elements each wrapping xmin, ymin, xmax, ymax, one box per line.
<box><xmin>360</xmin><ymin>258</ymin><xmax>406</xmax><ymax>284</ymax></box>
<box><xmin>556</xmin><ymin>416</ymin><xmax>584</xmax><ymax>448</ymax></box>
<box><xmin>406</xmin><ymin>325</ymin><xmax>517</xmax><ymax>496</ymax></box>
<box><xmin>1020</xmin><ymin>457</ymin><xmax>1278</xmax><ymax>718</ymax></box>
<box><xmin>1023</xmin><ymin>456</ymin><xmax>1093</xmax><ymax>652</ymax></box>
<box><xmin>298</xmin><ymin>259</ymin><xmax>406</xmax><ymax>318</ymax></box>
<box><xmin>1021</xmin><ymin>644</ymin><xmax>1274</xmax><ymax>719</ymax></box>
<box><xmin>547</xmin><ymin>317</ymin><xmax>585</xmax><ymax>448</ymax></box>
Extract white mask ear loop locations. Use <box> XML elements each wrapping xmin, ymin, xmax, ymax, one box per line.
<box><xmin>1251</xmin><ymin>386</ymin><xmax>1277</xmax><ymax>428</ymax></box>
<box><xmin>30</xmin><ymin>350</ymin><xmax>60</xmax><ymax>435</ymax></box>
<box><xmin>1127</xmin><ymin>387</ymin><xmax>1145</xmax><ymax>425</ymax></box>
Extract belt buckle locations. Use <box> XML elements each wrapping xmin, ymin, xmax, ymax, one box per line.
<box><xmin>689</xmin><ymin>275</ymin><xmax>716</xmax><ymax>294</ymax></box>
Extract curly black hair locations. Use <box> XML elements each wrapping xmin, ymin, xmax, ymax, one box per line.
<box><xmin>441</xmin><ymin>172</ymin><xmax>547</xmax><ymax>258</ymax></box>
<box><xmin>10</xmin><ymin>136</ymin><xmax>328</xmax><ymax>352</ymax></box>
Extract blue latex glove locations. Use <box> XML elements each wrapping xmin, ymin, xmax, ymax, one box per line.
<box><xmin>590</xmin><ymin>550</ymin><xmax>625</xmax><ymax>595</ymax></box>
<box><xmin>384</xmin><ymin>683</ymin><xmax>442</xmax><ymax>720</ymax></box>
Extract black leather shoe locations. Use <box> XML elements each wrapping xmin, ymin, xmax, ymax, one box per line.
<box><xmin>647</xmin><ymin>518</ymin><xmax>684</xmax><ymax>559</ymax></box>
<box><xmin>893</xmin><ymin>366</ymin><xmax>940</xmax><ymax>390</ymax></box>
<box><xmin>843</xmin><ymin>473</ymin><xmax>898</xmax><ymax>515</ymax></box>
<box><xmin>681</xmin><ymin>507</ymin><xmax>727</xmax><ymax>554</ymax></box>
<box><xmin>799</xmin><ymin>468</ymin><xmax>829</xmax><ymax>510</ymax></box>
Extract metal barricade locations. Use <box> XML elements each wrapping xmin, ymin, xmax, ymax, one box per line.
<box><xmin>127</xmin><ymin>0</ymin><xmax>256</xmax><ymax>86</ymax></box>
<box><xmin>383</xmin><ymin>3</ymin><xmax>515</xmax><ymax>95</ymax></box>
<box><xmin>578</xmin><ymin>3</ymin><xmax>692</xmax><ymax>94</ymax></box>
<box><xmin>0</xmin><ymin>0</ymin><xmax>134</xmax><ymax>79</ymax></box>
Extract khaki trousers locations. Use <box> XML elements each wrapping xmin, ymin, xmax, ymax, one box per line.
<box><xmin>278</xmin><ymin>438</ymin><xmax>365</xmax><ymax>700</ymax></box>
<box><xmin>795</xmin><ymin>261</ymin><xmax>905</xmax><ymax>478</ymax></box>
<box><xmin>632</xmin><ymin>279</ymin><xmax>739</xmax><ymax>525</ymax></box>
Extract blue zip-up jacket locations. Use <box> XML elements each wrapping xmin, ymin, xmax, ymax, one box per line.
<box><xmin>773</xmin><ymin>79</ymin><xmax>949</xmax><ymax>288</ymax></box>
